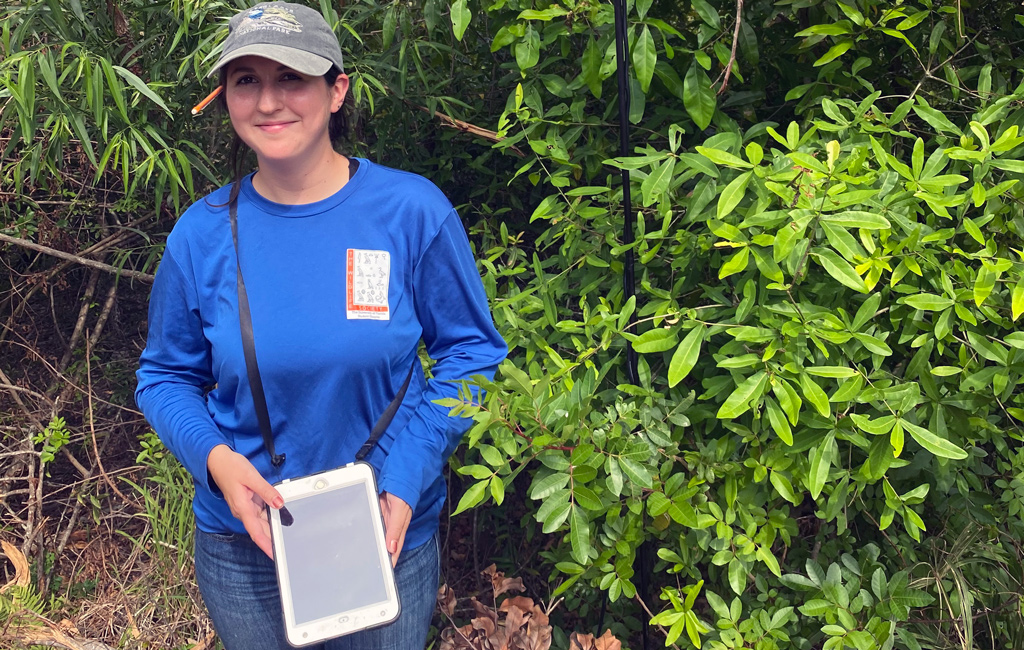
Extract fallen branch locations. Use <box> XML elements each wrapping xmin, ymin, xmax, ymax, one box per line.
<box><xmin>0</xmin><ymin>232</ymin><xmax>154</xmax><ymax>284</ymax></box>
<box><xmin>717</xmin><ymin>0</ymin><xmax>744</xmax><ymax>95</ymax></box>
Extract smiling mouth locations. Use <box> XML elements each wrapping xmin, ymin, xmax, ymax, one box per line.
<box><xmin>256</xmin><ymin>122</ymin><xmax>295</xmax><ymax>131</ymax></box>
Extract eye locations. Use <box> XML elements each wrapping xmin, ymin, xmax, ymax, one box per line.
<box><xmin>234</xmin><ymin>74</ymin><xmax>258</xmax><ymax>85</ymax></box>
<box><xmin>280</xmin><ymin>71</ymin><xmax>303</xmax><ymax>82</ymax></box>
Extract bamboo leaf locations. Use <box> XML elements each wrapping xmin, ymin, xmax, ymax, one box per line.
<box><xmin>113</xmin><ymin>66</ymin><xmax>172</xmax><ymax>117</ymax></box>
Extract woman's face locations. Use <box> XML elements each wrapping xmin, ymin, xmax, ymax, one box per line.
<box><xmin>224</xmin><ymin>55</ymin><xmax>348</xmax><ymax>165</ymax></box>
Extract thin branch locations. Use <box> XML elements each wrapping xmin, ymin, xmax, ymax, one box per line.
<box><xmin>0</xmin><ymin>232</ymin><xmax>154</xmax><ymax>283</ymax></box>
<box><xmin>717</xmin><ymin>0</ymin><xmax>744</xmax><ymax>95</ymax></box>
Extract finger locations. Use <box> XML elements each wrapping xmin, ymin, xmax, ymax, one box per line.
<box><xmin>247</xmin><ymin>471</ymin><xmax>283</xmax><ymax>510</ymax></box>
<box><xmin>239</xmin><ymin>506</ymin><xmax>274</xmax><ymax>559</ymax></box>
<box><xmin>383</xmin><ymin>495</ymin><xmax>410</xmax><ymax>566</ymax></box>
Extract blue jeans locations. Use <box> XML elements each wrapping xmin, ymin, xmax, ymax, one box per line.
<box><xmin>195</xmin><ymin>529</ymin><xmax>439</xmax><ymax>650</ymax></box>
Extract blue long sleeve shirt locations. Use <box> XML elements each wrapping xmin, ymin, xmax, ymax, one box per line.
<box><xmin>135</xmin><ymin>159</ymin><xmax>507</xmax><ymax>550</ymax></box>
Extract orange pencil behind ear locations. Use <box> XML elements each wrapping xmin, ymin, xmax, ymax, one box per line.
<box><xmin>191</xmin><ymin>86</ymin><xmax>223</xmax><ymax>116</ymax></box>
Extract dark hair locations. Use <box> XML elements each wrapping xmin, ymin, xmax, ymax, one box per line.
<box><xmin>211</xmin><ymin>65</ymin><xmax>351</xmax><ymax>208</ymax></box>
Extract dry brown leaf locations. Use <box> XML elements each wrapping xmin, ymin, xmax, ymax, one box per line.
<box><xmin>499</xmin><ymin>595</ymin><xmax>535</xmax><ymax>614</ymax></box>
<box><xmin>482</xmin><ymin>563</ymin><xmax>525</xmax><ymax>599</ymax></box>
<box><xmin>594</xmin><ymin>629</ymin><xmax>622</xmax><ymax>650</ymax></box>
<box><xmin>438</xmin><ymin>584</ymin><xmax>457</xmax><ymax>617</ymax></box>
<box><xmin>1</xmin><ymin>539</ymin><xmax>30</xmax><ymax>591</ymax></box>
<box><xmin>529</xmin><ymin>604</ymin><xmax>550</xmax><ymax>628</ymax></box>
<box><xmin>470</xmin><ymin>597</ymin><xmax>497</xmax><ymax>625</ymax></box>
<box><xmin>569</xmin><ymin>632</ymin><xmax>595</xmax><ymax>649</ymax></box>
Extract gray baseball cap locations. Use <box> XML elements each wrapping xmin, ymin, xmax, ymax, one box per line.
<box><xmin>208</xmin><ymin>2</ymin><xmax>344</xmax><ymax>78</ymax></box>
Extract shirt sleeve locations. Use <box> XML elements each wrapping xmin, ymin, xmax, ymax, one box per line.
<box><xmin>378</xmin><ymin>210</ymin><xmax>507</xmax><ymax>512</ymax></box>
<box><xmin>135</xmin><ymin>239</ymin><xmax>229</xmax><ymax>491</ymax></box>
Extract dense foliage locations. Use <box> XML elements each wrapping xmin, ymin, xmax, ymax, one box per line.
<box><xmin>1</xmin><ymin>0</ymin><xmax>1023</xmax><ymax>649</ymax></box>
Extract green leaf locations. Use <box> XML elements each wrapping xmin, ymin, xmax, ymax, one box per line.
<box><xmin>756</xmin><ymin>545</ymin><xmax>782</xmax><ymax>577</ymax></box>
<box><xmin>514</xmin><ymin>26</ymin><xmax>540</xmax><ymax>70</ymax></box>
<box><xmin>683</xmin><ymin>63</ymin><xmax>716</xmax><ymax>130</ymax></box>
<box><xmin>852</xmin><ymin>293</ymin><xmax>881</xmax><ymax>331</ymax></box>
<box><xmin>696</xmin><ymin>146</ymin><xmax>752</xmax><ymax>169</ymax></box>
<box><xmin>800</xmin><ymin>373</ymin><xmax>831</xmax><ymax>417</ymax></box>
<box><xmin>853</xmin><ymin>333</ymin><xmax>893</xmax><ymax>356</ymax></box>
<box><xmin>633</xmin><ymin>328</ymin><xmax>678</xmax><ymax>353</ymax></box>
<box><xmin>912</xmin><ymin>101</ymin><xmax>963</xmax><ymax>135</ymax></box>
<box><xmin>633</xmin><ymin>26</ymin><xmax>656</xmax><ymax>93</ymax></box>
<box><xmin>974</xmin><ymin>266</ymin><xmax>995</xmax><ymax>307</ymax></box>
<box><xmin>765</xmin><ymin>397</ymin><xmax>794</xmax><ymax>445</ymax></box>
<box><xmin>452</xmin><ymin>479</ymin><xmax>488</xmax><ymax>515</ymax></box>
<box><xmin>805</xmin><ymin>366</ymin><xmax>857</xmax><ymax>378</ymax></box>
<box><xmin>668</xmin><ymin>324</ymin><xmax>705</xmax><ymax>387</ymax></box>
<box><xmin>641</xmin><ymin>159</ymin><xmax>675</xmax><ymax>206</ymax></box>
<box><xmin>821</xmin><ymin>211</ymin><xmax>891</xmax><ymax>229</ymax></box>
<box><xmin>719</xmin><ymin>246</ymin><xmax>750</xmax><ymax>279</ymax></box>
<box><xmin>773</xmin><ymin>379</ymin><xmax>802</xmax><ymax>425</ymax></box>
<box><xmin>902</xmin><ymin>294</ymin><xmax>954</xmax><ymax>311</ymax></box>
<box><xmin>538</xmin><ymin>495</ymin><xmax>571</xmax><ymax>533</ymax></box>
<box><xmin>569</xmin><ymin>505</ymin><xmax>591</xmax><ymax>563</ymax></box>
<box><xmin>573</xmin><ymin>484</ymin><xmax>603</xmax><ymax>511</ymax></box>
<box><xmin>814</xmin><ymin>39</ymin><xmax>853</xmax><ymax>66</ymax></box>
<box><xmin>717</xmin><ymin>171</ymin><xmax>752</xmax><ymax>219</ymax></box>
<box><xmin>450</xmin><ymin>0</ymin><xmax>471</xmax><ymax>41</ymax></box>
<box><xmin>717</xmin><ymin>371</ymin><xmax>768</xmax><ymax>419</ymax></box>
<box><xmin>728</xmin><ymin>558</ymin><xmax>747</xmax><ymax>595</ymax></box>
<box><xmin>113</xmin><ymin>66</ymin><xmax>172</xmax><ymax>117</ymax></box>
<box><xmin>812</xmin><ymin>249</ymin><xmax>866</xmax><ymax>293</ymax></box>
<box><xmin>690</xmin><ymin>0</ymin><xmax>721</xmax><ymax>29</ymax></box>
<box><xmin>582</xmin><ymin>37</ymin><xmax>603</xmax><ymax>98</ymax></box>
<box><xmin>1012</xmin><ymin>278</ymin><xmax>1024</xmax><ymax>321</ymax></box>
<box><xmin>618</xmin><ymin>457</ymin><xmax>653</xmax><ymax>489</ymax></box>
<box><xmin>770</xmin><ymin>470</ymin><xmax>800</xmax><ymax>504</ymax></box>
<box><xmin>807</xmin><ymin>433</ymin><xmax>835</xmax><ymax>499</ymax></box>
<box><xmin>530</xmin><ymin>472</ymin><xmax>570</xmax><ymax>499</ymax></box>
<box><xmin>900</xmin><ymin>419</ymin><xmax>968</xmax><ymax>460</ymax></box>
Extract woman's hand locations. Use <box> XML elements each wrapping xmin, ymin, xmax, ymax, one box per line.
<box><xmin>378</xmin><ymin>492</ymin><xmax>412</xmax><ymax>567</ymax></box>
<box><xmin>207</xmin><ymin>444</ymin><xmax>283</xmax><ymax>559</ymax></box>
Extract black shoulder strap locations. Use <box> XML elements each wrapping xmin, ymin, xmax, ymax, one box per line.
<box><xmin>229</xmin><ymin>160</ymin><xmax>411</xmax><ymax>469</ymax></box>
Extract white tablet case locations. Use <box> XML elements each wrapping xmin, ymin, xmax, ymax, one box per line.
<box><xmin>269</xmin><ymin>462</ymin><xmax>401</xmax><ymax>647</ymax></box>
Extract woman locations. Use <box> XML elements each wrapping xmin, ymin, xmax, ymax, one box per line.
<box><xmin>134</xmin><ymin>3</ymin><xmax>507</xmax><ymax>648</ymax></box>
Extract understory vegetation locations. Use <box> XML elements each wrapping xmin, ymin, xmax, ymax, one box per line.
<box><xmin>1</xmin><ymin>0</ymin><xmax>1023</xmax><ymax>649</ymax></box>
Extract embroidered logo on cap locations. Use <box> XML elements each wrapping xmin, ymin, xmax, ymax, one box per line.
<box><xmin>237</xmin><ymin>5</ymin><xmax>303</xmax><ymax>36</ymax></box>
<box><xmin>346</xmin><ymin>249</ymin><xmax>390</xmax><ymax>321</ymax></box>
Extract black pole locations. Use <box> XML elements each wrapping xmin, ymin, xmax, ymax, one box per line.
<box><xmin>612</xmin><ymin>3</ymin><xmax>648</xmax><ymax>650</ymax></box>
<box><xmin>613</xmin><ymin>0</ymin><xmax>640</xmax><ymax>388</ymax></box>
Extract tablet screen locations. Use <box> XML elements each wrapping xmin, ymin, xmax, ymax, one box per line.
<box><xmin>279</xmin><ymin>483</ymin><xmax>388</xmax><ymax>625</ymax></box>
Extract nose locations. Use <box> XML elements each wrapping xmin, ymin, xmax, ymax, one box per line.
<box><xmin>256</xmin><ymin>82</ymin><xmax>284</xmax><ymax>114</ymax></box>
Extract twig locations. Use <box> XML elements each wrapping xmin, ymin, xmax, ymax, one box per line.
<box><xmin>85</xmin><ymin>330</ymin><xmax>137</xmax><ymax>510</ymax></box>
<box><xmin>717</xmin><ymin>0</ymin><xmax>744</xmax><ymax>95</ymax></box>
<box><xmin>59</xmin><ymin>269</ymin><xmax>100</xmax><ymax>371</ymax></box>
<box><xmin>633</xmin><ymin>594</ymin><xmax>683</xmax><ymax>650</ymax></box>
<box><xmin>0</xmin><ymin>232</ymin><xmax>154</xmax><ymax>283</ymax></box>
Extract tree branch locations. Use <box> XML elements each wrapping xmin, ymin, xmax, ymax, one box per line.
<box><xmin>718</xmin><ymin>0</ymin><xmax>744</xmax><ymax>95</ymax></box>
<box><xmin>0</xmin><ymin>232</ymin><xmax>154</xmax><ymax>283</ymax></box>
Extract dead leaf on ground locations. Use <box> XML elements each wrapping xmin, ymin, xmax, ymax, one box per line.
<box><xmin>482</xmin><ymin>563</ymin><xmax>525</xmax><ymax>598</ymax></box>
<box><xmin>569</xmin><ymin>630</ymin><xmax>622</xmax><ymax>650</ymax></box>
<box><xmin>1</xmin><ymin>539</ymin><xmax>30</xmax><ymax>591</ymax></box>
<box><xmin>438</xmin><ymin>584</ymin><xmax>457</xmax><ymax>617</ymax></box>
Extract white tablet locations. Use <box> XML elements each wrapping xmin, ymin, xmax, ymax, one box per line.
<box><xmin>269</xmin><ymin>462</ymin><xmax>401</xmax><ymax>647</ymax></box>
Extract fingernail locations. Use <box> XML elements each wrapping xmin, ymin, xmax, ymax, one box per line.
<box><xmin>389</xmin><ymin>540</ymin><xmax>397</xmax><ymax>553</ymax></box>
<box><xmin>273</xmin><ymin>497</ymin><xmax>284</xmax><ymax>509</ymax></box>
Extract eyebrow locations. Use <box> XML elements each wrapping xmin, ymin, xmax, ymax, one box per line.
<box><xmin>229</xmin><ymin>64</ymin><xmax>296</xmax><ymax>75</ymax></box>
